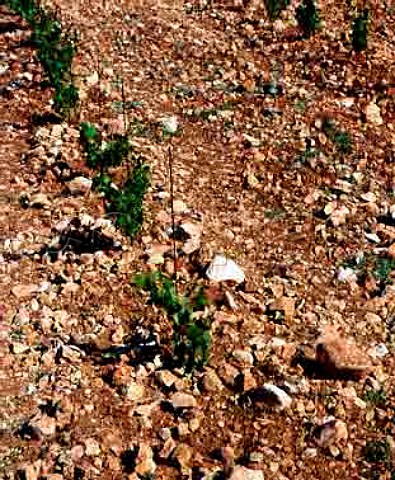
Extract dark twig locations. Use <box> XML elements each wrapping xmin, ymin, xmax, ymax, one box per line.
<box><xmin>120</xmin><ymin>74</ymin><xmax>131</xmax><ymax>177</ymax></box>
<box><xmin>168</xmin><ymin>145</ymin><xmax>178</xmax><ymax>294</ymax></box>
<box><xmin>96</xmin><ymin>56</ymin><xmax>104</xmax><ymax>176</ymax></box>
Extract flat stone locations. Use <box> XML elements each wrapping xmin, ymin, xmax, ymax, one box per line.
<box><xmin>70</xmin><ymin>445</ymin><xmax>85</xmax><ymax>461</ymax></box>
<box><xmin>84</xmin><ymin>438</ymin><xmax>101</xmax><ymax>456</ymax></box>
<box><xmin>173</xmin><ymin>199</ymin><xmax>188</xmax><ymax>214</ymax></box>
<box><xmin>12</xmin><ymin>284</ymin><xmax>38</xmax><ymax>299</ymax></box>
<box><xmin>12</xmin><ymin>342</ymin><xmax>30</xmax><ymax>354</ymax></box>
<box><xmin>162</xmin><ymin>116</ymin><xmax>179</xmax><ymax>134</ymax></box>
<box><xmin>369</xmin><ymin>343</ymin><xmax>389</xmax><ymax>358</ymax></box>
<box><xmin>337</xmin><ymin>267</ymin><xmax>358</xmax><ymax>283</ymax></box>
<box><xmin>170</xmin><ymin>392</ymin><xmax>197</xmax><ymax>409</ymax></box>
<box><xmin>156</xmin><ymin>370</ymin><xmax>179</xmax><ymax>389</ymax></box>
<box><xmin>180</xmin><ymin>222</ymin><xmax>202</xmax><ymax>254</ymax></box>
<box><xmin>33</xmin><ymin>415</ymin><xmax>56</xmax><ymax>436</ymax></box>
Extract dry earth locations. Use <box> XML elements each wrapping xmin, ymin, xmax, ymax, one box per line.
<box><xmin>1</xmin><ymin>1</ymin><xmax>395</xmax><ymax>479</ymax></box>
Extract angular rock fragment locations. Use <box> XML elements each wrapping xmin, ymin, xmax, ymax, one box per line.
<box><xmin>314</xmin><ymin>327</ymin><xmax>372</xmax><ymax>379</ymax></box>
<box><xmin>67</xmin><ymin>176</ymin><xmax>92</xmax><ymax>195</ymax></box>
<box><xmin>202</xmin><ymin>368</ymin><xmax>224</xmax><ymax>392</ymax></box>
<box><xmin>179</xmin><ymin>222</ymin><xmax>202</xmax><ymax>255</ymax></box>
<box><xmin>206</xmin><ymin>254</ymin><xmax>245</xmax><ymax>284</ymax></box>
<box><xmin>134</xmin><ymin>443</ymin><xmax>156</xmax><ymax>477</ymax></box>
<box><xmin>172</xmin><ymin>443</ymin><xmax>193</xmax><ymax>473</ymax></box>
<box><xmin>315</xmin><ymin>418</ymin><xmax>348</xmax><ymax>449</ymax></box>
<box><xmin>156</xmin><ymin>369</ymin><xmax>179</xmax><ymax>389</ymax></box>
<box><xmin>244</xmin><ymin>384</ymin><xmax>292</xmax><ymax>410</ymax></box>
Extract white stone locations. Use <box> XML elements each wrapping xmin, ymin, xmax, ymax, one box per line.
<box><xmin>364</xmin><ymin>232</ymin><xmax>381</xmax><ymax>244</ymax></box>
<box><xmin>162</xmin><ymin>116</ymin><xmax>179</xmax><ymax>134</ymax></box>
<box><xmin>206</xmin><ymin>254</ymin><xmax>245</xmax><ymax>284</ymax></box>
<box><xmin>337</xmin><ymin>267</ymin><xmax>357</xmax><ymax>283</ymax></box>
<box><xmin>84</xmin><ymin>438</ymin><xmax>101</xmax><ymax>456</ymax></box>
<box><xmin>361</xmin><ymin>192</ymin><xmax>377</xmax><ymax>203</ymax></box>
<box><xmin>370</xmin><ymin>343</ymin><xmax>389</xmax><ymax>358</ymax></box>
<box><xmin>156</xmin><ymin>370</ymin><xmax>178</xmax><ymax>388</ymax></box>
<box><xmin>68</xmin><ymin>176</ymin><xmax>92</xmax><ymax>195</ymax></box>
<box><xmin>54</xmin><ymin>219</ymin><xmax>70</xmax><ymax>233</ymax></box>
<box><xmin>0</xmin><ymin>63</ymin><xmax>9</xmax><ymax>75</ymax></box>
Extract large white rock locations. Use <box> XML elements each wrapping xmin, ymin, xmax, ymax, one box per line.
<box><xmin>206</xmin><ymin>255</ymin><xmax>245</xmax><ymax>284</ymax></box>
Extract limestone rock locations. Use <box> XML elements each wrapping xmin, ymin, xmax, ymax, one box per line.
<box><xmin>314</xmin><ymin>327</ymin><xmax>372</xmax><ymax>379</ymax></box>
<box><xmin>179</xmin><ymin>222</ymin><xmax>202</xmax><ymax>255</ymax></box>
<box><xmin>67</xmin><ymin>176</ymin><xmax>92</xmax><ymax>195</ymax></box>
<box><xmin>170</xmin><ymin>392</ymin><xmax>197</xmax><ymax>409</ymax></box>
<box><xmin>84</xmin><ymin>438</ymin><xmax>101</xmax><ymax>456</ymax></box>
<box><xmin>206</xmin><ymin>255</ymin><xmax>245</xmax><ymax>284</ymax></box>
<box><xmin>245</xmin><ymin>384</ymin><xmax>292</xmax><ymax>410</ymax></box>
<box><xmin>124</xmin><ymin>381</ymin><xmax>145</xmax><ymax>402</ymax></box>
<box><xmin>29</xmin><ymin>193</ymin><xmax>50</xmax><ymax>208</ymax></box>
<box><xmin>233</xmin><ymin>349</ymin><xmax>254</xmax><ymax>366</ymax></box>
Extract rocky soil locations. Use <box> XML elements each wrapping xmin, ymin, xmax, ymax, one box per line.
<box><xmin>1</xmin><ymin>1</ymin><xmax>395</xmax><ymax>479</ymax></box>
